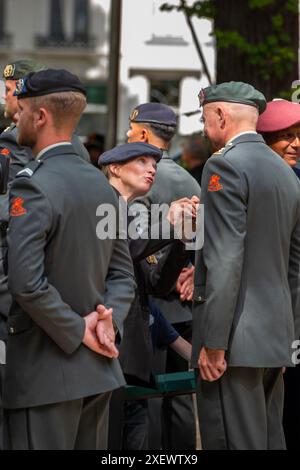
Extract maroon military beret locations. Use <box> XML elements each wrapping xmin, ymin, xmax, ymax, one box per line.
<box><xmin>257</xmin><ymin>99</ymin><xmax>300</xmax><ymax>133</ymax></box>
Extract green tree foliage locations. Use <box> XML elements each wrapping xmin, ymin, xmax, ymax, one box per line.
<box><xmin>161</xmin><ymin>0</ymin><xmax>298</xmax><ymax>99</ymax></box>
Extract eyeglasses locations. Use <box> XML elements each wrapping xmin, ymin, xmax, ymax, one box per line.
<box><xmin>276</xmin><ymin>131</ymin><xmax>300</xmax><ymax>143</ymax></box>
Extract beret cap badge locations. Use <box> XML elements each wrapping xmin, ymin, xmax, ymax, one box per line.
<box><xmin>130</xmin><ymin>109</ymin><xmax>139</xmax><ymax>120</ymax></box>
<box><xmin>198</xmin><ymin>88</ymin><xmax>206</xmax><ymax>106</ymax></box>
<box><xmin>3</xmin><ymin>64</ymin><xmax>15</xmax><ymax>79</ymax></box>
<box><xmin>15</xmin><ymin>78</ymin><xmax>26</xmax><ymax>96</ymax></box>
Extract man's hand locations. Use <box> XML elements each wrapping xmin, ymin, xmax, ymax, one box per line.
<box><xmin>175</xmin><ymin>266</ymin><xmax>195</xmax><ymax>301</ymax></box>
<box><xmin>82</xmin><ymin>309</ymin><xmax>118</xmax><ymax>359</ymax></box>
<box><xmin>198</xmin><ymin>347</ymin><xmax>227</xmax><ymax>382</ymax></box>
<box><xmin>82</xmin><ymin>311</ymin><xmax>109</xmax><ymax>355</ymax></box>
<box><xmin>95</xmin><ymin>304</ymin><xmax>119</xmax><ymax>359</ymax></box>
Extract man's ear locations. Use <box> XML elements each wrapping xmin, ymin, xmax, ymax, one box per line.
<box><xmin>36</xmin><ymin>107</ymin><xmax>47</xmax><ymax>129</ymax></box>
<box><xmin>217</xmin><ymin>106</ymin><xmax>226</xmax><ymax>129</ymax></box>
<box><xmin>140</xmin><ymin>126</ymin><xmax>150</xmax><ymax>142</ymax></box>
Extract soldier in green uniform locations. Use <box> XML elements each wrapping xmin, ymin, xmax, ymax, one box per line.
<box><xmin>192</xmin><ymin>82</ymin><xmax>300</xmax><ymax>449</ymax></box>
<box><xmin>3</xmin><ymin>69</ymin><xmax>135</xmax><ymax>449</ymax></box>
<box><xmin>0</xmin><ymin>60</ymin><xmax>49</xmax><ymax>450</ymax></box>
<box><xmin>0</xmin><ymin>61</ymin><xmax>91</xmax><ymax>448</ymax></box>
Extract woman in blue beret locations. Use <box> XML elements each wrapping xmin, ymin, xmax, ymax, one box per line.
<box><xmin>100</xmin><ymin>142</ymin><xmax>160</xmax><ymax>200</ymax></box>
<box><xmin>99</xmin><ymin>142</ymin><xmax>194</xmax><ymax>450</ymax></box>
<box><xmin>98</xmin><ymin>143</ymin><xmax>192</xmax><ymax>363</ymax></box>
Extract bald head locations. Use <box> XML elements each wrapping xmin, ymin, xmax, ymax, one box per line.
<box><xmin>221</xmin><ymin>102</ymin><xmax>259</xmax><ymax>126</ymax></box>
<box><xmin>203</xmin><ymin>101</ymin><xmax>259</xmax><ymax>151</ymax></box>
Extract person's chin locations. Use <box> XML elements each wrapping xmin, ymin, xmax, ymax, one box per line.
<box><xmin>4</xmin><ymin>110</ymin><xmax>13</xmax><ymax>121</ymax></box>
<box><xmin>139</xmin><ymin>183</ymin><xmax>151</xmax><ymax>194</ymax></box>
<box><xmin>285</xmin><ymin>157</ymin><xmax>297</xmax><ymax>167</ymax></box>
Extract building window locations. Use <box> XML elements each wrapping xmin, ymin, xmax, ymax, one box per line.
<box><xmin>150</xmin><ymin>79</ymin><xmax>180</xmax><ymax>107</ymax></box>
<box><xmin>86</xmin><ymin>84</ymin><xmax>107</xmax><ymax>105</ymax></box>
<box><xmin>74</xmin><ymin>0</ymin><xmax>89</xmax><ymax>42</ymax></box>
<box><xmin>36</xmin><ymin>0</ymin><xmax>95</xmax><ymax>48</ymax></box>
<box><xmin>50</xmin><ymin>0</ymin><xmax>65</xmax><ymax>40</ymax></box>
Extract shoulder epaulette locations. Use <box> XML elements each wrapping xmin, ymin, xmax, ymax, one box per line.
<box><xmin>222</xmin><ymin>142</ymin><xmax>236</xmax><ymax>157</ymax></box>
<box><xmin>212</xmin><ymin>146</ymin><xmax>225</xmax><ymax>156</ymax></box>
<box><xmin>213</xmin><ymin>142</ymin><xmax>236</xmax><ymax>157</ymax></box>
<box><xmin>15</xmin><ymin>159</ymin><xmax>44</xmax><ymax>178</ymax></box>
<box><xmin>3</xmin><ymin>124</ymin><xmax>14</xmax><ymax>133</ymax></box>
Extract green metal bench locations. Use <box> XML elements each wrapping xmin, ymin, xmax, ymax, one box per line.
<box><xmin>124</xmin><ymin>370</ymin><xmax>196</xmax><ymax>400</ymax></box>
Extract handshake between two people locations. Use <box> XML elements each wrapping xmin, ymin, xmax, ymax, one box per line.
<box><xmin>82</xmin><ymin>305</ymin><xmax>119</xmax><ymax>359</ymax></box>
<box><xmin>167</xmin><ymin>195</ymin><xmax>200</xmax><ymax>242</ymax></box>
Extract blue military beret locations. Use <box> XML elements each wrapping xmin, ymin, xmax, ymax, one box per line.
<box><xmin>130</xmin><ymin>103</ymin><xmax>177</xmax><ymax>127</ymax></box>
<box><xmin>199</xmin><ymin>81</ymin><xmax>266</xmax><ymax>114</ymax></box>
<box><xmin>14</xmin><ymin>69</ymin><xmax>86</xmax><ymax>99</ymax></box>
<box><xmin>98</xmin><ymin>142</ymin><xmax>163</xmax><ymax>167</ymax></box>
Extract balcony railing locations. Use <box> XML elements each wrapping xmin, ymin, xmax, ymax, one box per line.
<box><xmin>35</xmin><ymin>35</ymin><xmax>97</xmax><ymax>49</ymax></box>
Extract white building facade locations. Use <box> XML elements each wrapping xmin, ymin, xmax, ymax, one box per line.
<box><xmin>0</xmin><ymin>0</ymin><xmax>215</xmax><ymax>143</ymax></box>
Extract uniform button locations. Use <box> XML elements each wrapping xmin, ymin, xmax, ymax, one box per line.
<box><xmin>194</xmin><ymin>296</ymin><xmax>205</xmax><ymax>304</ymax></box>
<box><xmin>9</xmin><ymin>326</ymin><xmax>15</xmax><ymax>334</ymax></box>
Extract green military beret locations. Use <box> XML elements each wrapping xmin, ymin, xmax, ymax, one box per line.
<box><xmin>198</xmin><ymin>81</ymin><xmax>267</xmax><ymax>115</ymax></box>
<box><xmin>2</xmin><ymin>59</ymin><xmax>48</xmax><ymax>80</ymax></box>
